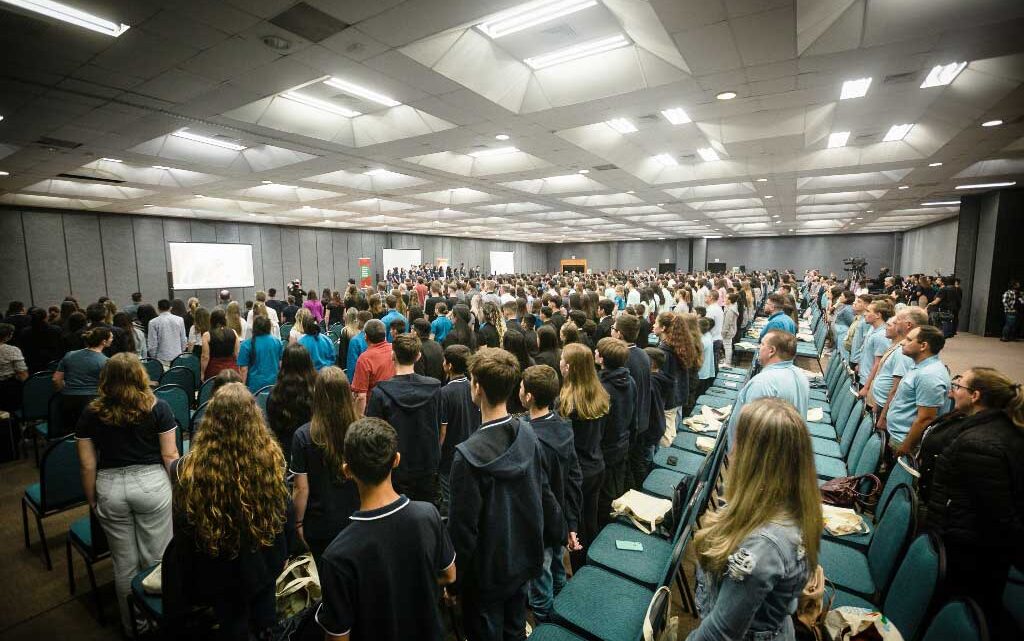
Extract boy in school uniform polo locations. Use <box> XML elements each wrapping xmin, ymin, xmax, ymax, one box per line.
<box><xmin>317</xmin><ymin>418</ymin><xmax>455</xmax><ymax>641</ymax></box>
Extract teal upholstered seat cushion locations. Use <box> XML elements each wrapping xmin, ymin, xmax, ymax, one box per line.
<box><xmin>131</xmin><ymin>565</ymin><xmax>163</xmax><ymax>618</ymax></box>
<box><xmin>819</xmin><ymin>539</ymin><xmax>876</xmax><ymax>597</ymax></box>
<box><xmin>528</xmin><ymin>624</ymin><xmax>588</xmax><ymax>641</ymax></box>
<box><xmin>812</xmin><ymin>437</ymin><xmax>842</xmax><ymax>458</ymax></box>
<box><xmin>815</xmin><ymin>456</ymin><xmax>848</xmax><ymax>480</ymax></box>
<box><xmin>552</xmin><ymin>566</ymin><xmax>652</xmax><ymax>641</ymax></box>
<box><xmin>642</xmin><ymin>468</ymin><xmax>686</xmax><ymax>499</ymax></box>
<box><xmin>808</xmin><ymin>422</ymin><xmax>837</xmax><ymax>439</ymax></box>
<box><xmin>653</xmin><ymin>447</ymin><xmax>706</xmax><ymax>476</ymax></box>
<box><xmin>587</xmin><ymin>523</ymin><xmax>672</xmax><ymax>588</ymax></box>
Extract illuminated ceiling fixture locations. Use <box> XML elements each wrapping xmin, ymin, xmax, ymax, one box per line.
<box><xmin>1</xmin><ymin>0</ymin><xmax>130</xmax><ymax>36</ymax></box>
<box><xmin>716</xmin><ymin>91</ymin><xmax>737</xmax><ymax>100</ymax></box>
<box><xmin>172</xmin><ymin>129</ymin><xmax>247</xmax><ymax>151</ymax></box>
<box><xmin>756</xmin><ymin>177</ymin><xmax>768</xmax><ymax>182</ymax></box>
<box><xmin>577</xmin><ymin>169</ymin><xmax>589</xmax><ymax>174</ymax></box>
<box><xmin>697</xmin><ymin>147</ymin><xmax>720</xmax><ymax>162</ymax></box>
<box><xmin>928</xmin><ymin>162</ymin><xmax>943</xmax><ymax>167</ymax></box>
<box><xmin>99</xmin><ymin>157</ymin><xmax>122</xmax><ymax>162</ymax></box>
<box><xmin>653</xmin><ymin>153</ymin><xmax>678</xmax><ymax>166</ymax></box>
<box><xmin>921</xmin><ymin>200</ymin><xmax>960</xmax><ymax>206</ymax></box>
<box><xmin>898</xmin><ymin>185</ymin><xmax>910</xmax><ymax>190</ymax></box>
<box><xmin>0</xmin><ymin>171</ymin><xmax>10</xmax><ymax>176</ymax></box>
<box><xmin>323</xmin><ymin>77</ymin><xmax>401</xmax><ymax>107</ymax></box>
<box><xmin>282</xmin><ymin>91</ymin><xmax>361</xmax><ymax>117</ymax></box>
<box><xmin>920</xmin><ymin>61</ymin><xmax>967</xmax><ymax>88</ymax></box>
<box><xmin>478</xmin><ymin>0</ymin><xmax>597</xmax><ymax>38</ymax></box>
<box><xmin>981</xmin><ymin>119</ymin><xmax>1003</xmax><ymax>127</ymax></box>
<box><xmin>883</xmin><ymin>123</ymin><xmax>914</xmax><ymax>142</ymax></box>
<box><xmin>605</xmin><ymin>117</ymin><xmax>637</xmax><ymax>134</ymax></box>
<box><xmin>365</xmin><ymin>168</ymin><xmax>390</xmax><ymax>176</ymax></box>
<box><xmin>955</xmin><ymin>181</ymin><xmax>1016</xmax><ymax>190</ymax></box>
<box><xmin>661</xmin><ymin>107</ymin><xmax>691</xmax><ymax>125</ymax></box>
<box><xmin>152</xmin><ymin>165</ymin><xmax>172</xmax><ymax>170</ymax></box>
<box><xmin>840</xmin><ymin>77</ymin><xmax>872</xmax><ymax>100</ymax></box>
<box><xmin>524</xmin><ymin>33</ymin><xmax>630</xmax><ymax>70</ymax></box>
<box><xmin>827</xmin><ymin>131</ymin><xmax>850</xmax><ymax>148</ymax></box>
<box><xmin>469</xmin><ymin>146</ymin><xmax>519</xmax><ymax>157</ymax></box>
<box><xmin>495</xmin><ymin>133</ymin><xmax>510</xmax><ymax>140</ymax></box>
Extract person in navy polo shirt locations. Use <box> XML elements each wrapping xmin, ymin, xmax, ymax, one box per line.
<box><xmin>317</xmin><ymin>417</ymin><xmax>455</xmax><ymax>641</ymax></box>
<box><xmin>448</xmin><ymin>347</ymin><xmax>554</xmax><ymax>641</ymax></box>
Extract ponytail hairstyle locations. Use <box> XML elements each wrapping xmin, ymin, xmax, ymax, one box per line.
<box><xmin>966</xmin><ymin>367</ymin><xmax>1024</xmax><ymax>428</ymax></box>
<box><xmin>83</xmin><ymin>327</ymin><xmax>112</xmax><ymax>348</ymax></box>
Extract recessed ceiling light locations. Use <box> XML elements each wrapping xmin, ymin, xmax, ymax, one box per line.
<box><xmin>898</xmin><ymin>185</ymin><xmax>910</xmax><ymax>190</ymax></box>
<box><xmin>788</xmin><ymin>228</ymin><xmax>794</xmax><ymax>232</ymax></box>
<box><xmin>653</xmin><ymin>153</ymin><xmax>678</xmax><ymax>166</ymax></box>
<box><xmin>365</xmin><ymin>168</ymin><xmax>389</xmax><ymax>176</ymax></box>
<box><xmin>772</xmin><ymin>214</ymin><xmax>779</xmax><ymax>218</ymax></box>
<box><xmin>302</xmin><ymin>205</ymin><xmax>312</xmax><ymax>209</ymax></box>
<box><xmin>883</xmin><ymin>123</ymin><xmax>914</xmax><ymax>142</ymax></box>
<box><xmin>697</xmin><ymin>147</ymin><xmax>720</xmax><ymax>162</ymax></box>
<box><xmin>775</xmin><ymin>220</ymin><xmax>781</xmax><ymax>224</ymax></box>
<box><xmin>323</xmin><ymin>77</ymin><xmax>401</xmax><ymax>107</ymax></box>
<box><xmin>495</xmin><ymin>133</ymin><xmax>510</xmax><ymax>140</ymax></box>
<box><xmin>955</xmin><ymin>181</ymin><xmax>1016</xmax><ymax>190</ymax></box>
<box><xmin>152</xmin><ymin>165</ymin><xmax>172</xmax><ymax>170</ymax></box>
<box><xmin>856</xmin><ymin>217</ymin><xmax>863</xmax><ymax>220</ymax></box>
<box><xmin>656</xmin><ymin>203</ymin><xmax>664</xmax><ymax>206</ymax></box>
<box><xmin>193</xmin><ymin>194</ymin><xmax>204</xmax><ymax>198</ymax></box>
<box><xmin>928</xmin><ymin>162</ymin><xmax>943</xmax><ymax>167</ymax></box>
<box><xmin>716</xmin><ymin>91</ymin><xmax>737</xmax><ymax>100</ymax></box>
<box><xmin>658</xmin><ymin>237</ymin><xmax>665</xmax><ymax>240</ymax></box>
<box><xmin>577</xmin><ymin>169</ymin><xmax>589</xmax><ymax>174</ymax></box>
<box><xmin>981</xmin><ymin>119</ymin><xmax>1003</xmax><ymax>127</ymax></box>
<box><xmin>249</xmin><ymin>213</ymin><xmax>258</xmax><ymax>217</ymax></box>
<box><xmin>661</xmin><ymin>107</ymin><xmax>691</xmax><ymax>125</ymax></box>
<box><xmin>840</xmin><ymin>77</ymin><xmax>872</xmax><ymax>100</ymax></box>
<box><xmin>827</xmin><ymin>131</ymin><xmax>850</xmax><ymax>148</ymax></box>
<box><xmin>477</xmin><ymin>0</ymin><xmax>597</xmax><ymax>38</ymax></box>
<box><xmin>866</xmin><ymin>210</ymin><xmax>873</xmax><ymax>213</ymax></box>
<box><xmin>469</xmin><ymin>146</ymin><xmax>519</xmax><ymax>157</ymax></box>
<box><xmin>756</xmin><ymin>177</ymin><xmax>768</xmax><ymax>182</ymax></box>
<box><xmin>605</xmin><ymin>117</ymin><xmax>637</xmax><ymax>134</ymax></box>
<box><xmin>3</xmin><ymin>0</ymin><xmax>130</xmax><ymax>36</ymax></box>
<box><xmin>282</xmin><ymin>91</ymin><xmax>361</xmax><ymax>117</ymax></box>
<box><xmin>921</xmin><ymin>61</ymin><xmax>967</xmax><ymax>88</ymax></box>
<box><xmin>99</xmin><ymin>157</ymin><xmax>122</xmax><ymax>163</ymax></box>
<box><xmin>172</xmin><ymin>129</ymin><xmax>247</xmax><ymax>151</ymax></box>
<box><xmin>764</xmin><ymin>195</ymin><xmax>774</xmax><ymax>199</ymax></box>
<box><xmin>524</xmin><ymin>33</ymin><xmax>630</xmax><ymax>69</ymax></box>
<box><xmin>921</xmin><ymin>200</ymin><xmax>960</xmax><ymax>206</ymax></box>
<box><xmin>626</xmin><ymin>190</ymin><xmax>635</xmax><ymax>194</ymax></box>
<box><xmin>142</xmin><ymin>204</ymin><xmax>154</xmax><ymax>207</ymax></box>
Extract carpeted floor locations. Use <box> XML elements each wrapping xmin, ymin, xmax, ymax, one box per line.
<box><xmin>1</xmin><ymin>333</ymin><xmax>1019</xmax><ymax>639</ymax></box>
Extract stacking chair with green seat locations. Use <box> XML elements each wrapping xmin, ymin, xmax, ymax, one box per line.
<box><xmin>830</xmin><ymin>533</ymin><xmax>945</xmax><ymax>641</ymax></box>
<box><xmin>66</xmin><ymin>509</ymin><xmax>111</xmax><ymax>624</ymax></box>
<box><xmin>171</xmin><ymin>352</ymin><xmax>201</xmax><ymax>389</ymax></box>
<box><xmin>819</xmin><ymin>484</ymin><xmax>916</xmax><ymax>600</ymax></box>
<box><xmin>155</xmin><ymin>384</ymin><xmax>191</xmax><ymax>453</ymax></box>
<box><xmin>255</xmin><ymin>385</ymin><xmax>273</xmax><ymax>417</ymax></box>
<box><xmin>159</xmin><ymin>366</ymin><xmax>196</xmax><ymax>402</ymax></box>
<box><xmin>279</xmin><ymin>322</ymin><xmax>293</xmax><ymax>341</ymax></box>
<box><xmin>812</xmin><ymin>399</ymin><xmax>864</xmax><ymax>459</ymax></box>
<box><xmin>526</xmin><ymin>625</ymin><xmax>588</xmax><ymax>640</ymax></box>
<box><xmin>140</xmin><ymin>359</ymin><xmax>164</xmax><ymax>384</ymax></box>
<box><xmin>807</xmin><ymin>386</ymin><xmax>857</xmax><ymax>441</ymax></box>
<box><xmin>197</xmin><ymin>377</ymin><xmax>216</xmax><ymax>407</ymax></box>
<box><xmin>1003</xmin><ymin>567</ymin><xmax>1024</xmax><ymax>635</ymax></box>
<box><xmin>22</xmin><ymin>435</ymin><xmax>87</xmax><ymax>569</ymax></box>
<box><xmin>127</xmin><ymin>564</ymin><xmax>163</xmax><ymax>637</ymax></box>
<box><xmin>19</xmin><ymin>371</ymin><xmax>56</xmax><ymax>463</ymax></box>
<box><xmin>825</xmin><ymin>456</ymin><xmax>917</xmax><ymax>551</ymax></box>
<box><xmin>815</xmin><ymin>416</ymin><xmax>883</xmax><ymax>482</ymax></box>
<box><xmin>919</xmin><ymin>599</ymin><xmax>989</xmax><ymax>641</ymax></box>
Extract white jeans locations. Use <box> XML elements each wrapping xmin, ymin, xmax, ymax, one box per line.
<box><xmin>95</xmin><ymin>464</ymin><xmax>173</xmax><ymax>633</ymax></box>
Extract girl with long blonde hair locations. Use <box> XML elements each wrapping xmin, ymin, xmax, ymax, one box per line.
<box><xmin>76</xmin><ymin>353</ymin><xmax>178</xmax><ymax>635</ymax></box>
<box><xmin>558</xmin><ymin>342</ymin><xmax>610</xmax><ymax>552</ymax></box>
<box><xmin>225</xmin><ymin>300</ymin><xmax>245</xmax><ymax>337</ymax></box>
<box><xmin>291</xmin><ymin>367</ymin><xmax>360</xmax><ymax>569</ymax></box>
<box><xmin>171</xmin><ymin>383</ymin><xmax>289</xmax><ymax>638</ymax></box>
<box><xmin>290</xmin><ymin>307</ymin><xmax>312</xmax><ymax>344</ymax></box>
<box><xmin>690</xmin><ymin>398</ymin><xmax>822</xmax><ymax>641</ymax></box>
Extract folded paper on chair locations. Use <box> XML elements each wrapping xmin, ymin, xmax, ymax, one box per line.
<box><xmin>822</xmin><ymin>504</ymin><xmax>869</xmax><ymax>536</ymax></box>
<box><xmin>807</xmin><ymin>407</ymin><xmax>824</xmax><ymax>422</ymax></box>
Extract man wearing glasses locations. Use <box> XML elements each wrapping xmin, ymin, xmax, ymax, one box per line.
<box><xmin>884</xmin><ymin>325</ymin><xmax>952</xmax><ymax>457</ymax></box>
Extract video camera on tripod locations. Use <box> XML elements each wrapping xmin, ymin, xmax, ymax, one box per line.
<box><xmin>843</xmin><ymin>257</ymin><xmax>868</xmax><ymax>280</ymax></box>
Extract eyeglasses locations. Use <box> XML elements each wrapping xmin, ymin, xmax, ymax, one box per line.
<box><xmin>950</xmin><ymin>376</ymin><xmax>975</xmax><ymax>393</ymax></box>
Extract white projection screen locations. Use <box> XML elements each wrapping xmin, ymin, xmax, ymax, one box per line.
<box><xmin>383</xmin><ymin>248</ymin><xmax>422</xmax><ymax>273</ymax></box>
<box><xmin>489</xmin><ymin>251</ymin><xmax>515</xmax><ymax>275</ymax></box>
<box><xmin>169</xmin><ymin>243</ymin><xmax>255</xmax><ymax>290</ymax></box>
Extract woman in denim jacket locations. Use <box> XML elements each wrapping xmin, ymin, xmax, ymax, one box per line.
<box><xmin>689</xmin><ymin>398</ymin><xmax>823</xmax><ymax>641</ymax></box>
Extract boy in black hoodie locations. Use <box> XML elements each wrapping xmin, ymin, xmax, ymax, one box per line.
<box><xmin>365</xmin><ymin>332</ymin><xmax>443</xmax><ymax>505</ymax></box>
<box><xmin>595</xmin><ymin>337</ymin><xmax>636</xmax><ymax>527</ymax></box>
<box><xmin>644</xmin><ymin>346</ymin><xmax>672</xmax><ymax>457</ymax></box>
<box><xmin>449</xmin><ymin>347</ymin><xmax>553</xmax><ymax>641</ymax></box>
<box><xmin>611</xmin><ymin>313</ymin><xmax>651</xmax><ymax>490</ymax></box>
<box><xmin>520</xmin><ymin>364</ymin><xmax>583</xmax><ymax>623</ymax></box>
<box><xmin>438</xmin><ymin>345</ymin><xmax>481</xmax><ymax>515</ymax></box>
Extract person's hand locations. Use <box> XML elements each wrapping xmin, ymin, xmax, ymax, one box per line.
<box><xmin>856</xmin><ymin>388</ymin><xmax>867</xmax><ymax>399</ymax></box>
<box><xmin>876</xmin><ymin>415</ymin><xmax>887</xmax><ymax>432</ymax></box>
<box><xmin>442</xmin><ymin>587</ymin><xmax>458</xmax><ymax>607</ymax></box>
<box><xmin>567</xmin><ymin>532</ymin><xmax>582</xmax><ymax>552</ymax></box>
<box><xmin>893</xmin><ymin>442</ymin><xmax>910</xmax><ymax>458</ymax></box>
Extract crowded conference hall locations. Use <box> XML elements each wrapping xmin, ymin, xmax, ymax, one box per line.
<box><xmin>1</xmin><ymin>1</ymin><xmax>1023</xmax><ymax>640</ymax></box>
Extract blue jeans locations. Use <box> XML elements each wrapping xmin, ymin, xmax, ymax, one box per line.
<box><xmin>1003</xmin><ymin>312</ymin><xmax>1018</xmax><ymax>340</ymax></box>
<box><xmin>527</xmin><ymin>546</ymin><xmax>567</xmax><ymax>621</ymax></box>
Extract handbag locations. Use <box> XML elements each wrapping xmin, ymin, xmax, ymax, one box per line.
<box><xmin>824</xmin><ymin>607</ymin><xmax>905</xmax><ymax>641</ymax></box>
<box><xmin>794</xmin><ymin>565</ymin><xmax>831</xmax><ymax>641</ymax></box>
<box><xmin>820</xmin><ymin>474</ymin><xmax>881</xmax><ymax>511</ymax></box>
<box><xmin>276</xmin><ymin>554</ymin><xmax>321</xmax><ymax>620</ymax></box>
<box><xmin>611</xmin><ymin>490</ymin><xmax>673</xmax><ymax>535</ymax></box>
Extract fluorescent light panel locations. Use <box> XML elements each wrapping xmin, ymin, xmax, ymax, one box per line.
<box><xmin>469</xmin><ymin>146</ymin><xmax>519</xmax><ymax>158</ymax></box>
<box><xmin>323</xmin><ymin>77</ymin><xmax>400</xmax><ymax>107</ymax></box>
<box><xmin>653</xmin><ymin>153</ymin><xmax>678</xmax><ymax>166</ymax></box>
<box><xmin>605</xmin><ymin>117</ymin><xmax>637</xmax><ymax>134</ymax></box>
<box><xmin>99</xmin><ymin>157</ymin><xmax>122</xmax><ymax>162</ymax></box>
<box><xmin>478</xmin><ymin>0</ymin><xmax>597</xmax><ymax>38</ymax></box>
<box><xmin>955</xmin><ymin>181</ymin><xmax>1016</xmax><ymax>190</ymax></box>
<box><xmin>524</xmin><ymin>33</ymin><xmax>630</xmax><ymax>69</ymax></box>
<box><xmin>283</xmin><ymin>91</ymin><xmax>361</xmax><ymax>117</ymax></box>
<box><xmin>921</xmin><ymin>61</ymin><xmax>967</xmax><ymax>88</ymax></box>
<box><xmin>921</xmin><ymin>200</ymin><xmax>960</xmax><ymax>206</ymax></box>
<box><xmin>1</xmin><ymin>0</ymin><xmax>129</xmax><ymax>36</ymax></box>
<box><xmin>171</xmin><ymin>130</ymin><xmax>247</xmax><ymax>151</ymax></box>
<box><xmin>827</xmin><ymin>131</ymin><xmax>850</xmax><ymax>148</ymax></box>
<box><xmin>840</xmin><ymin>77</ymin><xmax>872</xmax><ymax>99</ymax></box>
<box><xmin>883</xmin><ymin>123</ymin><xmax>914</xmax><ymax>142</ymax></box>
<box><xmin>697</xmin><ymin>147</ymin><xmax>720</xmax><ymax>162</ymax></box>
<box><xmin>661</xmin><ymin>107</ymin><xmax>691</xmax><ymax>125</ymax></box>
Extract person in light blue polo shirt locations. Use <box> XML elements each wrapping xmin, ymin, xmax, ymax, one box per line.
<box><xmin>379</xmin><ymin>295</ymin><xmax>408</xmax><ymax>343</ymax></box>
<box><xmin>831</xmin><ymin>289</ymin><xmax>855</xmax><ymax>359</ymax></box>
<box><xmin>883</xmin><ymin>325</ymin><xmax>951</xmax><ymax>456</ymax></box>
<box><xmin>857</xmin><ymin>299</ymin><xmax>893</xmax><ymax>387</ymax></box>
<box><xmin>758</xmin><ymin>293</ymin><xmax>797</xmax><ymax>341</ymax></box>
<box><xmin>866</xmin><ymin>307</ymin><xmax>928</xmax><ymax>422</ymax></box>
<box><xmin>848</xmin><ymin>294</ymin><xmax>873</xmax><ymax>372</ymax></box>
<box><xmin>726</xmin><ymin>330</ymin><xmax>810</xmax><ymax>445</ymax></box>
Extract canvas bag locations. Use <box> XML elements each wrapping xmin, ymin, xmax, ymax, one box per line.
<box><xmin>824</xmin><ymin>607</ymin><xmax>904</xmax><ymax>641</ymax></box>
<box><xmin>611</xmin><ymin>490</ymin><xmax>673</xmax><ymax>535</ymax></box>
<box><xmin>820</xmin><ymin>474</ymin><xmax>881</xmax><ymax>511</ymax></box>
<box><xmin>276</xmin><ymin>554</ymin><xmax>321</xmax><ymax>620</ymax></box>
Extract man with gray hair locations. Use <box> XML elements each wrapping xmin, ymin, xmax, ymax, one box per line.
<box><xmin>871</xmin><ymin>307</ymin><xmax>929</xmax><ymax>427</ymax></box>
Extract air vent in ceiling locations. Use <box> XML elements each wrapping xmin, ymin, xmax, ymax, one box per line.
<box><xmin>57</xmin><ymin>173</ymin><xmax>124</xmax><ymax>184</ymax></box>
<box><xmin>854</xmin><ymin>132</ymin><xmax>879</xmax><ymax>141</ymax></box>
<box><xmin>638</xmin><ymin>113</ymin><xmax>660</xmax><ymax>121</ymax></box>
<box><xmin>36</xmin><ymin>136</ymin><xmax>81</xmax><ymax>149</ymax></box>
<box><xmin>540</xmin><ymin>23</ymin><xmax>577</xmax><ymax>38</ymax></box>
<box><xmin>883</xmin><ymin>71</ymin><xmax>919</xmax><ymax>85</ymax></box>
<box><xmin>269</xmin><ymin>2</ymin><xmax>350</xmax><ymax>43</ymax></box>
<box><xmin>593</xmin><ymin>164</ymin><xmax>618</xmax><ymax>171</ymax></box>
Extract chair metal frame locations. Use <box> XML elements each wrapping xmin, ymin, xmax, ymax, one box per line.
<box><xmin>22</xmin><ymin>435</ymin><xmax>87</xmax><ymax>569</ymax></box>
<box><xmin>66</xmin><ymin>510</ymin><xmax>110</xmax><ymax>625</ymax></box>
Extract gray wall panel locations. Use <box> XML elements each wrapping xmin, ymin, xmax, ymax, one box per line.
<box><xmin>970</xmin><ymin>194</ymin><xmax>1000</xmax><ymax>333</ymax></box>
<box><xmin>163</xmin><ymin>218</ymin><xmax>194</xmax><ymax>302</ymax></box>
<box><xmin>133</xmin><ymin>217</ymin><xmax>168</xmax><ymax>303</ymax></box>
<box><xmin>237</xmin><ymin>224</ymin><xmax>264</xmax><ymax>293</ymax></box>
<box><xmin>316</xmin><ymin>230</ymin><xmax>335</xmax><ymax>291</ymax></box>
<box><xmin>332</xmin><ymin>230</ymin><xmax>349</xmax><ymax>287</ymax></box>
<box><xmin>705</xmin><ymin>234</ymin><xmax>895</xmax><ymax>275</ymax></box>
<box><xmin>299</xmin><ymin>230</ymin><xmax>319</xmax><ymax>289</ymax></box>
<box><xmin>259</xmin><ymin>226</ymin><xmax>284</xmax><ymax>295</ymax></box>
<box><xmin>190</xmin><ymin>220</ymin><xmax>216</xmax><ymax>242</ymax></box>
<box><xmin>63</xmin><ymin>214</ymin><xmax>106</xmax><ymax>304</ymax></box>
<box><xmin>548</xmin><ymin>243</ymin><xmax>612</xmax><ymax>273</ymax></box>
<box><xmin>281</xmin><ymin>229</ymin><xmax>301</xmax><ymax>286</ymax></box>
<box><xmin>99</xmin><ymin>217</ymin><xmax>138</xmax><ymax>306</ymax></box>
<box><xmin>900</xmin><ymin>218</ymin><xmax>958</xmax><ymax>275</ymax></box>
<box><xmin>0</xmin><ymin>211</ymin><xmax>31</xmax><ymax>305</ymax></box>
<box><xmin>23</xmin><ymin>212</ymin><xmax>70</xmax><ymax>307</ymax></box>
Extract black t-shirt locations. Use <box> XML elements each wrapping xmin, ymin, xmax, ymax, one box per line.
<box><xmin>414</xmin><ymin>338</ymin><xmax>445</xmax><ymax>382</ymax></box>
<box><xmin>317</xmin><ymin>496</ymin><xmax>455</xmax><ymax>641</ymax></box>
<box><xmin>75</xmin><ymin>399</ymin><xmax>176</xmax><ymax>469</ymax></box>
<box><xmin>290</xmin><ymin>423</ymin><xmax>360</xmax><ymax>541</ymax></box>
<box><xmin>281</xmin><ymin>305</ymin><xmax>299</xmax><ymax>324</ymax></box>
<box><xmin>424</xmin><ymin>296</ymin><xmax>445</xmax><ymax>320</ymax></box>
<box><xmin>439</xmin><ymin>377</ymin><xmax>481</xmax><ymax>474</ymax></box>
